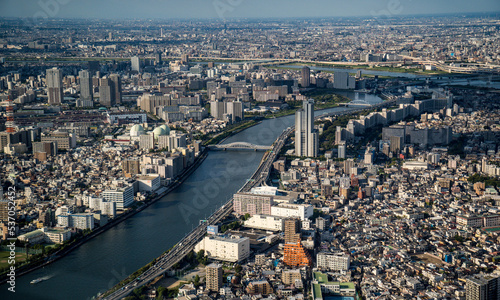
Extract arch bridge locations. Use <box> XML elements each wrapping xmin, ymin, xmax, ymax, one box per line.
<box><xmin>208</xmin><ymin>142</ymin><xmax>271</xmax><ymax>151</ymax></box>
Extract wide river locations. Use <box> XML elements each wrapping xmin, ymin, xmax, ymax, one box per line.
<box><xmin>0</xmin><ymin>106</ymin><xmax>352</xmax><ymax>300</ymax></box>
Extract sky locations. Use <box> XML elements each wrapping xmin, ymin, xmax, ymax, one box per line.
<box><xmin>1</xmin><ymin>0</ymin><xmax>499</xmax><ymax>20</ymax></box>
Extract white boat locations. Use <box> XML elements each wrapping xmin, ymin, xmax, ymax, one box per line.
<box><xmin>30</xmin><ymin>276</ymin><xmax>50</xmax><ymax>284</ymax></box>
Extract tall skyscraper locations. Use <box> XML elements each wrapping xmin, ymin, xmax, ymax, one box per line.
<box><xmin>338</xmin><ymin>141</ymin><xmax>346</xmax><ymax>159</ymax></box>
<box><xmin>5</xmin><ymin>95</ymin><xmax>15</xmax><ymax>133</ymax></box>
<box><xmin>99</xmin><ymin>77</ymin><xmax>115</xmax><ymax>107</ymax></box>
<box><xmin>333</xmin><ymin>71</ymin><xmax>356</xmax><ymax>89</ymax></box>
<box><xmin>155</xmin><ymin>52</ymin><xmax>162</xmax><ymax>65</ymax></box>
<box><xmin>301</xmin><ymin>66</ymin><xmax>310</xmax><ymax>88</ymax></box>
<box><xmin>226</xmin><ymin>100</ymin><xmax>243</xmax><ymax>122</ymax></box>
<box><xmin>181</xmin><ymin>54</ymin><xmax>189</xmax><ymax>64</ymax></box>
<box><xmin>206</xmin><ymin>263</ymin><xmax>223</xmax><ymax>292</ymax></box>
<box><xmin>46</xmin><ymin>67</ymin><xmax>63</xmax><ymax>105</ymax></box>
<box><xmin>284</xmin><ymin>218</ymin><xmax>301</xmax><ymax>244</ymax></box>
<box><xmin>131</xmin><ymin>56</ymin><xmax>141</xmax><ymax>72</ymax></box>
<box><xmin>79</xmin><ymin>70</ymin><xmax>93</xmax><ymax>102</ymax></box>
<box><xmin>210</xmin><ymin>100</ymin><xmax>225</xmax><ymax>120</ymax></box>
<box><xmin>466</xmin><ymin>275</ymin><xmax>500</xmax><ymax>300</ymax></box>
<box><xmin>295</xmin><ymin>99</ymin><xmax>318</xmax><ymax>157</ymax></box>
<box><xmin>0</xmin><ymin>189</ymin><xmax>8</xmax><ymax>224</ymax></box>
<box><xmin>109</xmin><ymin>74</ymin><xmax>122</xmax><ymax>105</ymax></box>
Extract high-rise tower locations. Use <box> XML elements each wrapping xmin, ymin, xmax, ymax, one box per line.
<box><xmin>46</xmin><ymin>67</ymin><xmax>63</xmax><ymax>105</ymax></box>
<box><xmin>5</xmin><ymin>95</ymin><xmax>15</xmax><ymax>133</ymax></box>
<box><xmin>79</xmin><ymin>70</ymin><xmax>93</xmax><ymax>103</ymax></box>
<box><xmin>301</xmin><ymin>66</ymin><xmax>310</xmax><ymax>87</ymax></box>
<box><xmin>295</xmin><ymin>99</ymin><xmax>318</xmax><ymax>157</ymax></box>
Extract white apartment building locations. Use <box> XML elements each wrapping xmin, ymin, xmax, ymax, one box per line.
<box><xmin>456</xmin><ymin>215</ymin><xmax>484</xmax><ymax>228</ymax></box>
<box><xmin>102</xmin><ymin>185</ymin><xmax>134</xmax><ymax>210</ymax></box>
<box><xmin>244</xmin><ymin>214</ymin><xmax>285</xmax><ymax>231</ymax></box>
<box><xmin>42</xmin><ymin>228</ymin><xmax>71</xmax><ymax>244</ymax></box>
<box><xmin>194</xmin><ymin>235</ymin><xmax>250</xmax><ymax>262</ymax></box>
<box><xmin>137</xmin><ymin>175</ymin><xmax>161</xmax><ymax>192</ymax></box>
<box><xmin>316</xmin><ymin>252</ymin><xmax>351</xmax><ymax>271</ymax></box>
<box><xmin>57</xmin><ymin>213</ymin><xmax>94</xmax><ymax>230</ymax></box>
<box><xmin>270</xmin><ymin>203</ymin><xmax>313</xmax><ymax>221</ymax></box>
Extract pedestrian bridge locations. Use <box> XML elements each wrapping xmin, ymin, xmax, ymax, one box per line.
<box><xmin>208</xmin><ymin>142</ymin><xmax>271</xmax><ymax>151</ymax></box>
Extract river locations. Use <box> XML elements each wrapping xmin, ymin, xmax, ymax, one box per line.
<box><xmin>280</xmin><ymin>64</ymin><xmax>425</xmax><ymax>78</ymax></box>
<box><xmin>0</xmin><ymin>105</ymin><xmax>352</xmax><ymax>300</ymax></box>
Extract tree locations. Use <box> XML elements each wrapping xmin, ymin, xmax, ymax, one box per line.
<box><xmin>156</xmin><ymin>286</ymin><xmax>166</xmax><ymax>300</ymax></box>
<box><xmin>234</xmin><ymin>264</ymin><xmax>242</xmax><ymax>274</ymax></box>
<box><xmin>196</xmin><ymin>250</ymin><xmax>205</xmax><ymax>261</ymax></box>
<box><xmin>193</xmin><ymin>274</ymin><xmax>200</xmax><ymax>287</ymax></box>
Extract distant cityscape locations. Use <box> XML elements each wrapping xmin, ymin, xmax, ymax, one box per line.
<box><xmin>0</xmin><ymin>9</ymin><xmax>500</xmax><ymax>300</ymax></box>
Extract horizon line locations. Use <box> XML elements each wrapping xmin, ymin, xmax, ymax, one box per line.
<box><xmin>0</xmin><ymin>10</ymin><xmax>499</xmax><ymax>22</ymax></box>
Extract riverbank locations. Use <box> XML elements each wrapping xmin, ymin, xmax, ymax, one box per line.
<box><xmin>263</xmin><ymin>61</ymin><xmax>451</xmax><ymax>76</ymax></box>
<box><xmin>0</xmin><ymin>150</ymin><xmax>209</xmax><ymax>285</ymax></box>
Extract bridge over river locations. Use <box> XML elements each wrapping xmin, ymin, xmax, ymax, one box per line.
<box><xmin>208</xmin><ymin>142</ymin><xmax>271</xmax><ymax>151</ymax></box>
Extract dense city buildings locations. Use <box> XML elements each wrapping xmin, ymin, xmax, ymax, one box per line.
<box><xmin>0</xmin><ymin>7</ymin><xmax>500</xmax><ymax>300</ymax></box>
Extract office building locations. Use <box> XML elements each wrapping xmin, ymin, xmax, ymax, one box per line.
<box><xmin>99</xmin><ymin>77</ymin><xmax>115</xmax><ymax>107</ymax></box>
<box><xmin>233</xmin><ymin>193</ymin><xmax>273</xmax><ymax>216</ymax></box>
<box><xmin>210</xmin><ymin>100</ymin><xmax>225</xmax><ymax>120</ymax></box>
<box><xmin>390</xmin><ymin>136</ymin><xmax>403</xmax><ymax>153</ymax></box>
<box><xmin>301</xmin><ymin>66</ymin><xmax>310</xmax><ymax>87</ymax></box>
<box><xmin>131</xmin><ymin>56</ymin><xmax>141</xmax><ymax>72</ymax></box>
<box><xmin>271</xmin><ymin>203</ymin><xmax>313</xmax><ymax>221</ymax></box>
<box><xmin>244</xmin><ymin>214</ymin><xmax>284</xmax><ymax>231</ymax></box>
<box><xmin>33</xmin><ymin>141</ymin><xmax>57</xmax><ymax>156</ymax></box>
<box><xmin>101</xmin><ymin>185</ymin><xmax>134</xmax><ymax>210</ymax></box>
<box><xmin>226</xmin><ymin>100</ymin><xmax>244</xmax><ymax>122</ymax></box>
<box><xmin>43</xmin><ymin>228</ymin><xmax>72</xmax><ymax>244</ymax></box>
<box><xmin>206</xmin><ymin>263</ymin><xmax>223</xmax><ymax>292</ymax></box>
<box><xmin>139</xmin><ymin>134</ymin><xmax>154</xmax><ymax>150</ymax></box>
<box><xmin>79</xmin><ymin>70</ymin><xmax>93</xmax><ymax>103</ymax></box>
<box><xmin>0</xmin><ymin>189</ymin><xmax>8</xmax><ymax>223</ymax></box>
<box><xmin>46</xmin><ymin>67</ymin><xmax>63</xmax><ymax>105</ymax></box>
<box><xmin>109</xmin><ymin>74</ymin><xmax>122</xmax><ymax>104</ymax></box>
<box><xmin>284</xmin><ymin>218</ymin><xmax>301</xmax><ymax>244</ymax></box>
<box><xmin>194</xmin><ymin>234</ymin><xmax>250</xmax><ymax>262</ymax></box>
<box><xmin>466</xmin><ymin>274</ymin><xmax>500</xmax><ymax>300</ymax></box>
<box><xmin>155</xmin><ymin>52</ymin><xmax>162</xmax><ymax>65</ymax></box>
<box><xmin>57</xmin><ymin>213</ymin><xmax>94</xmax><ymax>230</ymax></box>
<box><xmin>317</xmin><ymin>253</ymin><xmax>351</xmax><ymax>271</ymax></box>
<box><xmin>122</xmin><ymin>159</ymin><xmax>140</xmax><ymax>177</ymax></box>
<box><xmin>295</xmin><ymin>99</ymin><xmax>318</xmax><ymax>157</ymax></box>
<box><xmin>333</xmin><ymin>71</ymin><xmax>356</xmax><ymax>90</ymax></box>
<box><xmin>181</xmin><ymin>54</ymin><xmax>189</xmax><ymax>64</ymax></box>
<box><xmin>41</xmin><ymin>132</ymin><xmax>76</xmax><ymax>150</ymax></box>
<box><xmin>107</xmin><ymin>112</ymin><xmax>147</xmax><ymax>125</ymax></box>
<box><xmin>338</xmin><ymin>142</ymin><xmax>346</xmax><ymax>159</ymax></box>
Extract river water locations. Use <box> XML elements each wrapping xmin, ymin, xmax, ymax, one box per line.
<box><xmin>0</xmin><ymin>106</ymin><xmax>351</xmax><ymax>300</ymax></box>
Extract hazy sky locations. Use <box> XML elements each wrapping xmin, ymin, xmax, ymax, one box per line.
<box><xmin>1</xmin><ymin>0</ymin><xmax>499</xmax><ymax>20</ymax></box>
